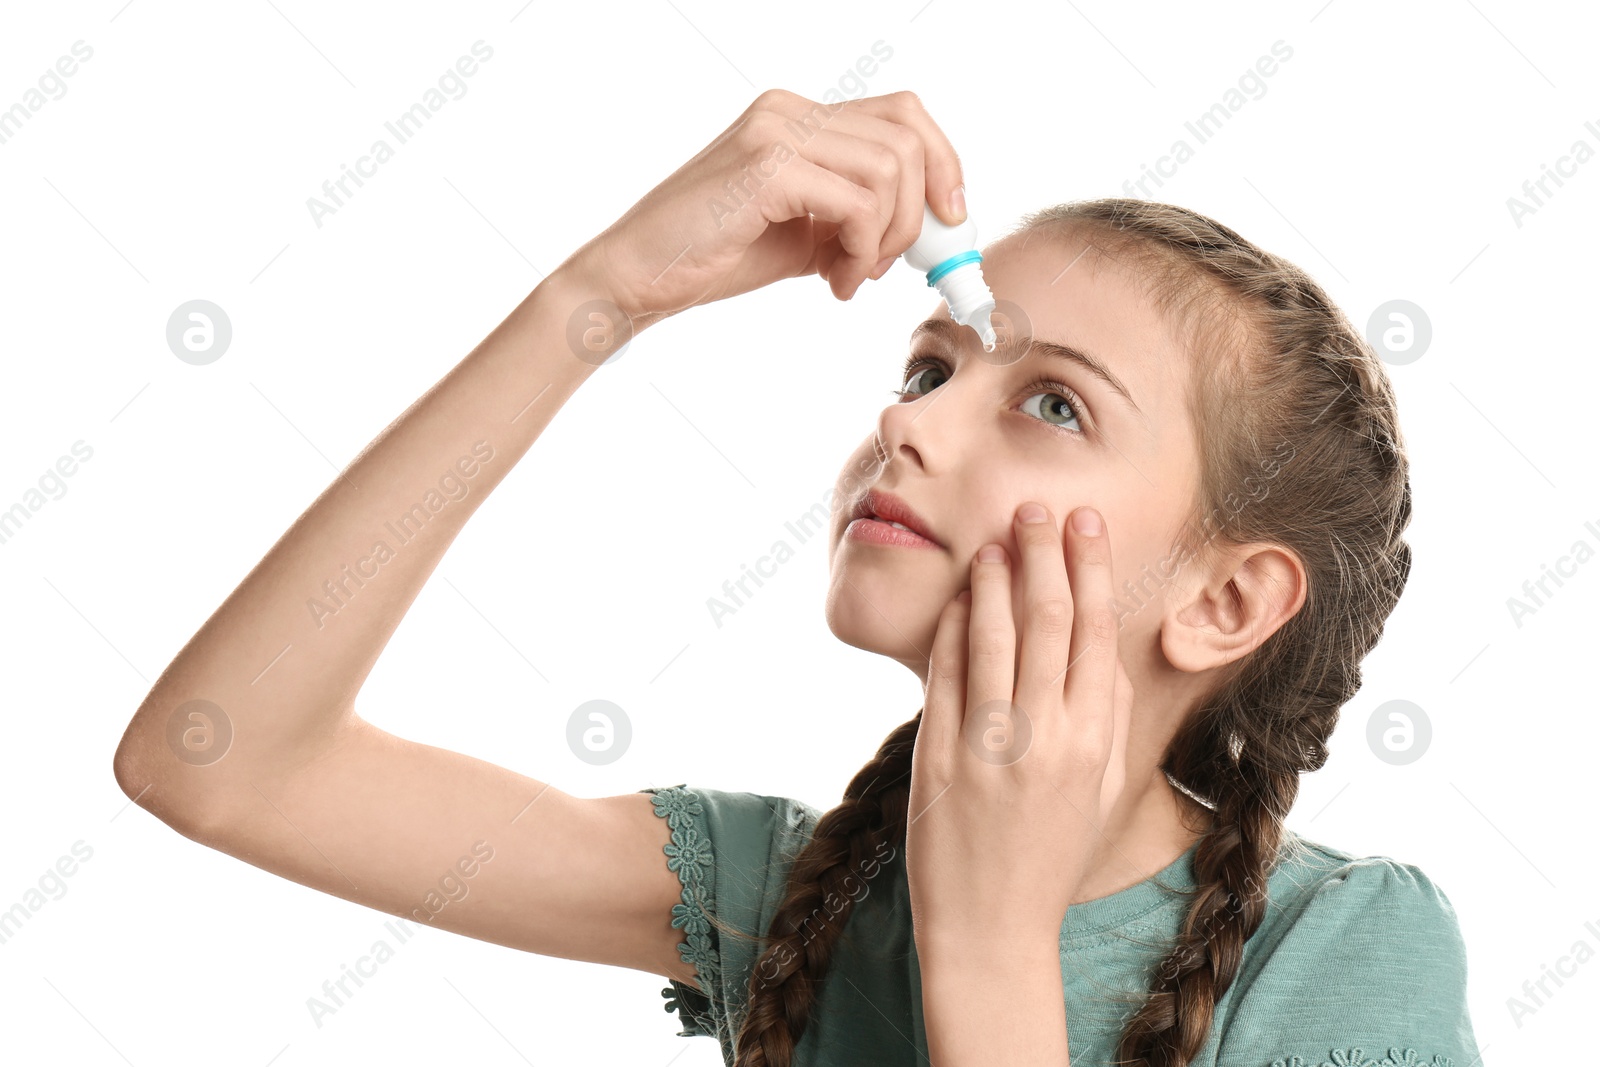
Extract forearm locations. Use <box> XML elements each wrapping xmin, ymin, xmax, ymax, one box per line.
<box><xmin>919</xmin><ymin>936</ymin><xmax>1070</xmax><ymax>1065</ymax></box>
<box><xmin>114</xmin><ymin>267</ymin><xmax>615</xmax><ymax>813</ymax></box>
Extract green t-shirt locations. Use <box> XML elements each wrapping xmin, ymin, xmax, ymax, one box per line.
<box><xmin>640</xmin><ymin>782</ymin><xmax>1484</xmax><ymax>1067</ymax></box>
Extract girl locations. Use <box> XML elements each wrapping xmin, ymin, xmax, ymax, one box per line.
<box><xmin>113</xmin><ymin>89</ymin><xmax>1482</xmax><ymax>1066</ymax></box>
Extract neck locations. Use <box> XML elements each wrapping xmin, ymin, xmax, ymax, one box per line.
<box><xmin>1068</xmin><ymin>769</ymin><xmax>1214</xmax><ymax>906</ymax></box>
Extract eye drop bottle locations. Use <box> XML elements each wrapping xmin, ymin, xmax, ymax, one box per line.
<box><xmin>901</xmin><ymin>200</ymin><xmax>998</xmax><ymax>351</ymax></box>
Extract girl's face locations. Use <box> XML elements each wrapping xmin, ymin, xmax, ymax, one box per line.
<box><xmin>825</xmin><ymin>232</ymin><xmax>1204</xmax><ymax>686</ymax></box>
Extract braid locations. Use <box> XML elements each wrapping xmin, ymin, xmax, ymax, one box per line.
<box><xmin>729</xmin><ymin>712</ymin><xmax>920</xmax><ymax>1067</ymax></box>
<box><xmin>1113</xmin><ymin>728</ymin><xmax>1304</xmax><ymax>1065</ymax></box>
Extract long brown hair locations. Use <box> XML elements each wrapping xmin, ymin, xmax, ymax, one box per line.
<box><xmin>722</xmin><ymin>197</ymin><xmax>1413</xmax><ymax>1066</ymax></box>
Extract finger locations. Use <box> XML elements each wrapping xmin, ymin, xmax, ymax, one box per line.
<box><xmin>1060</xmin><ymin>507</ymin><xmax>1119</xmax><ymax>753</ymax></box>
<box><xmin>760</xmin><ymin>156</ymin><xmax>884</xmax><ymax>300</ymax></box>
<box><xmin>771</xmin><ymin>126</ymin><xmax>899</xmax><ymax>288</ymax></box>
<box><xmin>967</xmin><ymin>542</ymin><xmax>1016</xmax><ymax>730</ymax></box>
<box><xmin>1010</xmin><ymin>502</ymin><xmax>1073</xmax><ymax>719</ymax></box>
<box><xmin>791</xmin><ymin>104</ymin><xmax>927</xmax><ymax>262</ymax></box>
<box><xmin>921</xmin><ymin>588</ymin><xmax>971</xmax><ymax>759</ymax></box>
<box><xmin>745</xmin><ymin>91</ymin><xmax>956</xmax><ymax>295</ymax></box>
<box><xmin>847</xmin><ymin>90</ymin><xmax>966</xmax><ymax>227</ymax></box>
<box><xmin>810</xmin><ymin>231</ymin><xmax>849</xmax><ymax>291</ymax></box>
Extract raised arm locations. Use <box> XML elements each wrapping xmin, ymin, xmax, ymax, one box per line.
<box><xmin>108</xmin><ymin>266</ymin><xmax>718</xmax><ymax>975</ymax></box>
<box><xmin>112</xmin><ymin>88</ymin><xmax>966</xmax><ymax>982</ymax></box>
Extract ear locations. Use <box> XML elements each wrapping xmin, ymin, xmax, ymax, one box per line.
<box><xmin>1159</xmin><ymin>542</ymin><xmax>1308</xmax><ymax>674</ymax></box>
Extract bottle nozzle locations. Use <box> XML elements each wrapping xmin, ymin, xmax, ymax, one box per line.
<box><xmin>973</xmin><ymin>315</ymin><xmax>997</xmax><ymax>353</ymax></box>
<box><xmin>953</xmin><ymin>297</ymin><xmax>998</xmax><ymax>353</ymax></box>
<box><xmin>926</xmin><ymin>262</ymin><xmax>997</xmax><ymax>356</ymax></box>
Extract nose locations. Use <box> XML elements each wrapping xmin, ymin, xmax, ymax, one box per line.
<box><xmin>876</xmin><ymin>389</ymin><xmax>940</xmax><ymax>474</ymax></box>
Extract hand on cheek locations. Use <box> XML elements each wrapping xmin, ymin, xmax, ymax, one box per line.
<box><xmin>908</xmin><ymin>500</ymin><xmax>1134</xmax><ymax>946</ymax></box>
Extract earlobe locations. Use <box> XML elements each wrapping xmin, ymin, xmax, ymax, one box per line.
<box><xmin>1159</xmin><ymin>543</ymin><xmax>1307</xmax><ymax>674</ymax></box>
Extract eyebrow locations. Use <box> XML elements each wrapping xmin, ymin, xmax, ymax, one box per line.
<box><xmin>908</xmin><ymin>318</ymin><xmax>1144</xmax><ymax>418</ymax></box>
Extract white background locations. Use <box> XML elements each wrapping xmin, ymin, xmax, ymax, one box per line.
<box><xmin>1</xmin><ymin>0</ymin><xmax>1594</xmax><ymax>1063</ymax></box>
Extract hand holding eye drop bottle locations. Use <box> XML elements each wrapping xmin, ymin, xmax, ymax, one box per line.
<box><xmin>901</xmin><ymin>200</ymin><xmax>998</xmax><ymax>351</ymax></box>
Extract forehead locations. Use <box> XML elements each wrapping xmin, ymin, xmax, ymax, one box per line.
<box><xmin>945</xmin><ymin>232</ymin><xmax>1196</xmax><ymax>427</ymax></box>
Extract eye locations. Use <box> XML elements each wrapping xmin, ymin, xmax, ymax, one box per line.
<box><xmin>1018</xmin><ymin>378</ymin><xmax>1084</xmax><ymax>434</ymax></box>
<box><xmin>890</xmin><ymin>360</ymin><xmax>948</xmax><ymax>399</ymax></box>
<box><xmin>891</xmin><ymin>358</ymin><xmax>1087</xmax><ymax>437</ymax></box>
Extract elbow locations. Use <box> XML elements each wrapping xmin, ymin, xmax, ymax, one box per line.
<box><xmin>112</xmin><ymin>706</ymin><xmax>168</xmax><ymax>804</ymax></box>
<box><xmin>112</xmin><ymin>729</ymin><xmax>157</xmax><ymax>809</ymax></box>
<box><xmin>112</xmin><ymin>715</ymin><xmax>148</xmax><ymax>802</ymax></box>
<box><xmin>111</xmin><ymin>721</ymin><xmax>222</xmax><ymax>842</ymax></box>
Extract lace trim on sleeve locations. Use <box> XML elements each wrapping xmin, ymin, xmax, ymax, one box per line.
<box><xmin>1269</xmin><ymin>1049</ymin><xmax>1463</xmax><ymax>1067</ymax></box>
<box><xmin>643</xmin><ymin>784</ymin><xmax>721</xmax><ymax>1040</ymax></box>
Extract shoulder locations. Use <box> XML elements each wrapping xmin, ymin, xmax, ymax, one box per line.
<box><xmin>1214</xmin><ymin>830</ymin><xmax>1484</xmax><ymax>1067</ymax></box>
<box><xmin>1265</xmin><ymin>831</ymin><xmax>1465</xmax><ymax>940</ymax></box>
<box><xmin>1253</xmin><ymin>829</ymin><xmax>1470</xmax><ymax>978</ymax></box>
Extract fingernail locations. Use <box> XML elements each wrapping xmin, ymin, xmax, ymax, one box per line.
<box><xmin>956</xmin><ymin>589</ymin><xmax>971</xmax><ymax>605</ymax></box>
<box><xmin>873</xmin><ymin>255</ymin><xmax>896</xmax><ymax>279</ymax></box>
<box><xmin>978</xmin><ymin>544</ymin><xmax>1005</xmax><ymax>563</ymax></box>
<box><xmin>1072</xmin><ymin>507</ymin><xmax>1103</xmax><ymax>535</ymax></box>
<box><xmin>1017</xmin><ymin>502</ymin><xmax>1047</xmax><ymax>524</ymax></box>
<box><xmin>949</xmin><ymin>185</ymin><xmax>967</xmax><ymax>223</ymax></box>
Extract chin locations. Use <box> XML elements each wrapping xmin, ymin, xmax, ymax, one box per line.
<box><xmin>823</xmin><ymin>572</ymin><xmax>941</xmax><ymax>664</ymax></box>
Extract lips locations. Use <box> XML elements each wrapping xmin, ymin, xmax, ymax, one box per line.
<box><xmin>850</xmin><ymin>488</ymin><xmax>943</xmax><ymax>547</ymax></box>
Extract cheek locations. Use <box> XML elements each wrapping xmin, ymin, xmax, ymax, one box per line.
<box><xmin>829</xmin><ymin>441</ymin><xmax>882</xmax><ymax>541</ymax></box>
<box><xmin>1105</xmin><ymin>531</ymin><xmax>1187</xmax><ymax>626</ymax></box>
<box><xmin>981</xmin><ymin>483</ymin><xmax>1162</xmax><ymax>589</ymax></box>
<box><xmin>839</xmin><ymin>448</ymin><xmax>880</xmax><ymax>503</ymax></box>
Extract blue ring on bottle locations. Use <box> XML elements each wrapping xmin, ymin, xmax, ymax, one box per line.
<box><xmin>924</xmin><ymin>249</ymin><xmax>983</xmax><ymax>287</ymax></box>
<box><xmin>921</xmin><ymin>247</ymin><xmax>979</xmax><ymax>286</ymax></box>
